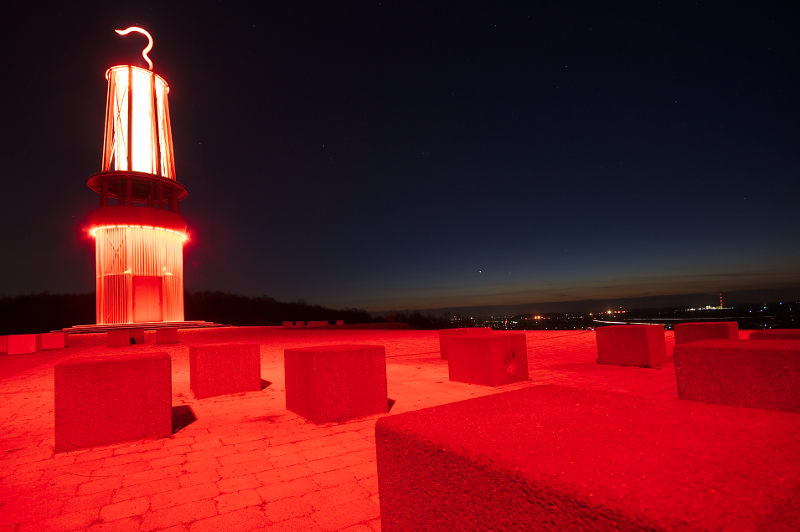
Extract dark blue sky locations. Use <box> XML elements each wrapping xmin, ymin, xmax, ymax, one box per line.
<box><xmin>2</xmin><ymin>1</ymin><xmax>798</xmax><ymax>312</ymax></box>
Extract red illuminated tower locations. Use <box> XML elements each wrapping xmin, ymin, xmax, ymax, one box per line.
<box><xmin>87</xmin><ymin>28</ymin><xmax>187</xmax><ymax>325</ymax></box>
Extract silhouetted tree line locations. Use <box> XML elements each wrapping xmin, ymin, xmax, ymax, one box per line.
<box><xmin>382</xmin><ymin>310</ymin><xmax>452</xmax><ymax>330</ymax></box>
<box><xmin>0</xmin><ymin>291</ymin><xmax>459</xmax><ymax>334</ymax></box>
<box><xmin>0</xmin><ymin>293</ymin><xmax>95</xmax><ymax>335</ymax></box>
<box><xmin>184</xmin><ymin>291</ymin><xmax>375</xmax><ymax>326</ymax></box>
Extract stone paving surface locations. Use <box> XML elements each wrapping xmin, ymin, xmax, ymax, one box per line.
<box><xmin>0</xmin><ymin>327</ymin><xmax>750</xmax><ymax>531</ymax></box>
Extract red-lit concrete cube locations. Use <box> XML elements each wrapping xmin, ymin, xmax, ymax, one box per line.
<box><xmin>282</xmin><ymin>321</ymin><xmax>293</xmax><ymax>328</ymax></box>
<box><xmin>596</xmin><ymin>325</ymin><xmax>667</xmax><ymax>367</ymax></box>
<box><xmin>448</xmin><ymin>333</ymin><xmax>528</xmax><ymax>386</ymax></box>
<box><xmin>284</xmin><ymin>344</ymin><xmax>388</xmax><ymax>423</ymax></box>
<box><xmin>438</xmin><ymin>327</ymin><xmax>492</xmax><ymax>360</ymax></box>
<box><xmin>750</xmin><ymin>330</ymin><xmax>800</xmax><ymax>340</ymax></box>
<box><xmin>1</xmin><ymin>336</ymin><xmax>8</xmax><ymax>354</ymax></box>
<box><xmin>296</xmin><ymin>321</ymin><xmax>305</xmax><ymax>327</ymax></box>
<box><xmin>674</xmin><ymin>321</ymin><xmax>738</xmax><ymax>345</ymax></box>
<box><xmin>131</xmin><ymin>328</ymin><xmax>145</xmax><ymax>344</ymax></box>
<box><xmin>54</xmin><ymin>352</ymin><xmax>172</xmax><ymax>452</ymax></box>
<box><xmin>107</xmin><ymin>329</ymin><xmax>131</xmax><ymax>347</ymax></box>
<box><xmin>41</xmin><ymin>332</ymin><xmax>67</xmax><ymax>350</ymax></box>
<box><xmin>189</xmin><ymin>343</ymin><xmax>261</xmax><ymax>399</ymax></box>
<box><xmin>157</xmin><ymin>328</ymin><xmax>179</xmax><ymax>344</ymax></box>
<box><xmin>7</xmin><ymin>334</ymin><xmax>41</xmax><ymax>355</ymax></box>
<box><xmin>336</xmin><ymin>320</ymin><xmax>345</xmax><ymax>325</ymax></box>
<box><xmin>376</xmin><ymin>385</ymin><xmax>800</xmax><ymax>532</ymax></box>
<box><xmin>674</xmin><ymin>339</ymin><xmax>800</xmax><ymax>413</ymax></box>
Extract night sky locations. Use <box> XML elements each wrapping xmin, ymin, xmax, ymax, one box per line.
<box><xmin>2</xmin><ymin>1</ymin><xmax>798</xmax><ymax>313</ymax></box>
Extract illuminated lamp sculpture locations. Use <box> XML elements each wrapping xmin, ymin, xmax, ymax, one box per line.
<box><xmin>87</xmin><ymin>28</ymin><xmax>187</xmax><ymax>324</ymax></box>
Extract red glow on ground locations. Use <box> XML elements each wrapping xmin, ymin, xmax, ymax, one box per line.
<box><xmin>1</xmin><ymin>327</ymin><xmax>769</xmax><ymax>531</ymax></box>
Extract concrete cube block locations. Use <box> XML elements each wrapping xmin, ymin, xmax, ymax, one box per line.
<box><xmin>674</xmin><ymin>321</ymin><xmax>738</xmax><ymax>345</ymax></box>
<box><xmin>7</xmin><ymin>334</ymin><xmax>41</xmax><ymax>355</ymax></box>
<box><xmin>107</xmin><ymin>329</ymin><xmax>131</xmax><ymax>347</ymax></box>
<box><xmin>596</xmin><ymin>325</ymin><xmax>667</xmax><ymax>367</ymax></box>
<box><xmin>376</xmin><ymin>385</ymin><xmax>800</xmax><ymax>532</ymax></box>
<box><xmin>282</xmin><ymin>321</ymin><xmax>293</xmax><ymax>328</ymax></box>
<box><xmin>447</xmin><ymin>333</ymin><xmax>528</xmax><ymax>386</ymax></box>
<box><xmin>41</xmin><ymin>332</ymin><xmax>67</xmax><ymax>350</ymax></box>
<box><xmin>336</xmin><ymin>320</ymin><xmax>345</xmax><ymax>325</ymax></box>
<box><xmin>296</xmin><ymin>321</ymin><xmax>305</xmax><ymax>327</ymax></box>
<box><xmin>189</xmin><ymin>343</ymin><xmax>261</xmax><ymax>399</ymax></box>
<box><xmin>157</xmin><ymin>328</ymin><xmax>179</xmax><ymax>344</ymax></box>
<box><xmin>284</xmin><ymin>344</ymin><xmax>388</xmax><ymax>423</ymax></box>
<box><xmin>54</xmin><ymin>352</ymin><xmax>172</xmax><ymax>452</ymax></box>
<box><xmin>750</xmin><ymin>330</ymin><xmax>800</xmax><ymax>340</ymax></box>
<box><xmin>131</xmin><ymin>328</ymin><xmax>145</xmax><ymax>344</ymax></box>
<box><xmin>438</xmin><ymin>327</ymin><xmax>492</xmax><ymax>360</ymax></box>
<box><xmin>674</xmin><ymin>339</ymin><xmax>800</xmax><ymax>413</ymax></box>
<box><xmin>1</xmin><ymin>336</ymin><xmax>7</xmax><ymax>354</ymax></box>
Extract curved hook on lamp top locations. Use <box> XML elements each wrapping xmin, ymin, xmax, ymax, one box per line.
<box><xmin>115</xmin><ymin>27</ymin><xmax>154</xmax><ymax>70</ymax></box>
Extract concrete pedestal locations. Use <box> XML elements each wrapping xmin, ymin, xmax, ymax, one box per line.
<box><xmin>750</xmin><ymin>329</ymin><xmax>800</xmax><ymax>340</ymax></box>
<box><xmin>189</xmin><ymin>343</ymin><xmax>261</xmax><ymax>399</ymax></box>
<box><xmin>157</xmin><ymin>327</ymin><xmax>179</xmax><ymax>344</ymax></box>
<box><xmin>54</xmin><ymin>352</ymin><xmax>172</xmax><ymax>452</ymax></box>
<box><xmin>674</xmin><ymin>321</ymin><xmax>738</xmax><ymax>345</ymax></box>
<box><xmin>596</xmin><ymin>325</ymin><xmax>667</xmax><ymax>367</ymax></box>
<box><xmin>131</xmin><ymin>328</ymin><xmax>145</xmax><ymax>344</ymax></box>
<box><xmin>107</xmin><ymin>329</ymin><xmax>131</xmax><ymax>347</ymax></box>
<box><xmin>284</xmin><ymin>344</ymin><xmax>387</xmax><ymax>423</ymax></box>
<box><xmin>674</xmin><ymin>339</ymin><xmax>800</xmax><ymax>413</ymax></box>
<box><xmin>447</xmin><ymin>333</ymin><xmax>528</xmax><ymax>386</ymax></box>
<box><xmin>7</xmin><ymin>334</ymin><xmax>41</xmax><ymax>355</ymax></box>
<box><xmin>41</xmin><ymin>332</ymin><xmax>67</xmax><ymax>350</ymax></box>
<box><xmin>438</xmin><ymin>328</ymin><xmax>492</xmax><ymax>360</ymax></box>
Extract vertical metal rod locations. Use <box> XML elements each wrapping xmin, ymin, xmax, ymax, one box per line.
<box><xmin>102</xmin><ymin>71</ymin><xmax>115</xmax><ymax>171</ymax></box>
<box><xmin>151</xmin><ymin>73</ymin><xmax>162</xmax><ymax>177</ymax></box>
<box><xmin>127</xmin><ymin>65</ymin><xmax>133</xmax><ymax>172</ymax></box>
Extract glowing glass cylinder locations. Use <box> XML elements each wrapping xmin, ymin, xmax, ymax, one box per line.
<box><xmin>102</xmin><ymin>65</ymin><xmax>176</xmax><ymax>179</ymax></box>
<box><xmin>94</xmin><ymin>225</ymin><xmax>184</xmax><ymax>324</ymax></box>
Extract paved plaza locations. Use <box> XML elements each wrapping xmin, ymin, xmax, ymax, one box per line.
<box><xmin>0</xmin><ymin>327</ymin><xmax>741</xmax><ymax>531</ymax></box>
